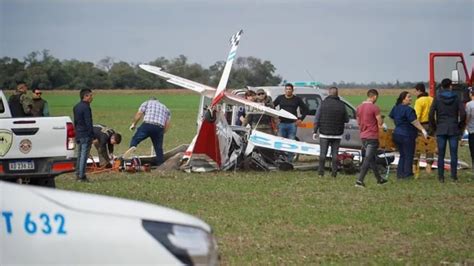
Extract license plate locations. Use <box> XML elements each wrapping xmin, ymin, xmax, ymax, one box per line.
<box><xmin>9</xmin><ymin>161</ymin><xmax>35</xmax><ymax>171</ymax></box>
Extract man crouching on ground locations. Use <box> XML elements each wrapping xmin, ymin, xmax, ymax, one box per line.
<box><xmin>93</xmin><ymin>124</ymin><xmax>122</xmax><ymax>168</ymax></box>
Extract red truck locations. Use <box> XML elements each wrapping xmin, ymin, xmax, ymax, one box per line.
<box><xmin>429</xmin><ymin>52</ymin><xmax>473</xmax><ymax>100</ymax></box>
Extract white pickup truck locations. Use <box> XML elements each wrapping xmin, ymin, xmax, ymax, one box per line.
<box><xmin>0</xmin><ymin>90</ymin><xmax>76</xmax><ymax>187</ymax></box>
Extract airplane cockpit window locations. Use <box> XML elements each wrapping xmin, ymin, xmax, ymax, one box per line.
<box><xmin>202</xmin><ymin>96</ymin><xmax>212</xmax><ymax>110</ymax></box>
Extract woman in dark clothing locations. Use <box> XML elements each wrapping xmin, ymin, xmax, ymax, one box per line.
<box><xmin>389</xmin><ymin>91</ymin><xmax>427</xmax><ymax>179</ymax></box>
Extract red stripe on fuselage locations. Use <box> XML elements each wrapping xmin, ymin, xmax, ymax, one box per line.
<box><xmin>210</xmin><ymin>91</ymin><xmax>225</xmax><ymax>108</ymax></box>
<box><xmin>193</xmin><ymin>118</ymin><xmax>221</xmax><ymax>167</ymax></box>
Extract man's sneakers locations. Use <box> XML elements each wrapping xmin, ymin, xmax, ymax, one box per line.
<box><xmin>355</xmin><ymin>179</ymin><xmax>388</xmax><ymax>188</ymax></box>
<box><xmin>355</xmin><ymin>180</ymin><xmax>365</xmax><ymax>188</ymax></box>
<box><xmin>76</xmin><ymin>176</ymin><xmax>90</xmax><ymax>183</ymax></box>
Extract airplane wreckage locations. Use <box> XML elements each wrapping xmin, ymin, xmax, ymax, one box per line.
<box><xmin>89</xmin><ymin>30</ymin><xmax>469</xmax><ymax>175</ymax></box>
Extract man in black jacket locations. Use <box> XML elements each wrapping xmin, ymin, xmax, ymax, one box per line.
<box><xmin>313</xmin><ymin>87</ymin><xmax>349</xmax><ymax>177</ymax></box>
<box><xmin>73</xmin><ymin>89</ymin><xmax>94</xmax><ymax>182</ymax></box>
<box><xmin>429</xmin><ymin>78</ymin><xmax>466</xmax><ymax>182</ymax></box>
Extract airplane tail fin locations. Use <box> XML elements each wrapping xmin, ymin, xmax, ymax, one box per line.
<box><xmin>210</xmin><ymin>29</ymin><xmax>243</xmax><ymax>108</ymax></box>
<box><xmin>185</xmin><ymin>30</ymin><xmax>243</xmax><ymax>169</ymax></box>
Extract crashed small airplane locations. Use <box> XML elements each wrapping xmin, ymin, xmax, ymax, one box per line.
<box><xmin>139</xmin><ymin>30</ymin><xmax>469</xmax><ymax>173</ymax></box>
<box><xmin>139</xmin><ymin>30</ymin><xmax>321</xmax><ymax>172</ymax></box>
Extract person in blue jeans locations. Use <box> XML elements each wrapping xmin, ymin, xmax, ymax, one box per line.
<box><xmin>465</xmin><ymin>89</ymin><xmax>474</xmax><ymax>172</ymax></box>
<box><xmin>429</xmin><ymin>79</ymin><xmax>466</xmax><ymax>182</ymax></box>
<box><xmin>273</xmin><ymin>83</ymin><xmax>308</xmax><ymax>161</ymax></box>
<box><xmin>389</xmin><ymin>91</ymin><xmax>427</xmax><ymax>179</ymax></box>
<box><xmin>73</xmin><ymin>89</ymin><xmax>94</xmax><ymax>182</ymax></box>
<box><xmin>129</xmin><ymin>97</ymin><xmax>171</xmax><ymax>166</ymax></box>
<box><xmin>355</xmin><ymin>89</ymin><xmax>388</xmax><ymax>188</ymax></box>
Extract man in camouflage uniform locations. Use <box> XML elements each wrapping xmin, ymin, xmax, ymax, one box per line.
<box><xmin>8</xmin><ymin>82</ymin><xmax>33</xmax><ymax>117</ymax></box>
<box><xmin>92</xmin><ymin>124</ymin><xmax>122</xmax><ymax>168</ymax></box>
<box><xmin>31</xmin><ymin>88</ymin><xmax>50</xmax><ymax>117</ymax></box>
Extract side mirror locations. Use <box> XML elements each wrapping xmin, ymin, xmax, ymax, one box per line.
<box><xmin>452</xmin><ymin>70</ymin><xmax>460</xmax><ymax>84</ymax></box>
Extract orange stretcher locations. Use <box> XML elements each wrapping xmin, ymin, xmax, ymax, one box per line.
<box><xmin>378</xmin><ymin>128</ymin><xmax>437</xmax><ymax>178</ymax></box>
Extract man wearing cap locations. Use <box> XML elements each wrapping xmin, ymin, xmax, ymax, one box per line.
<box><xmin>129</xmin><ymin>97</ymin><xmax>171</xmax><ymax>166</ymax></box>
<box><xmin>244</xmin><ymin>88</ymin><xmax>276</xmax><ymax>135</ymax></box>
<box><xmin>8</xmin><ymin>82</ymin><xmax>33</xmax><ymax>117</ymax></box>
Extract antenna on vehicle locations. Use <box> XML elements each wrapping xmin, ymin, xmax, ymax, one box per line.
<box><xmin>305</xmin><ymin>70</ymin><xmax>321</xmax><ymax>91</ymax></box>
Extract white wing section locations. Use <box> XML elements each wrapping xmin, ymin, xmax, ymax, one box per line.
<box><xmin>249</xmin><ymin>130</ymin><xmax>321</xmax><ymax>156</ymax></box>
<box><xmin>139</xmin><ymin>64</ymin><xmax>216</xmax><ymax>97</ymax></box>
<box><xmin>224</xmin><ymin>92</ymin><xmax>297</xmax><ymax>120</ymax></box>
<box><xmin>140</xmin><ymin>63</ymin><xmax>295</xmax><ymax>121</ymax></box>
<box><xmin>249</xmin><ymin>130</ymin><xmax>363</xmax><ymax>159</ymax></box>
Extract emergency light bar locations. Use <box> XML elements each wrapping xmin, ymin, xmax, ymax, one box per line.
<box><xmin>290</xmin><ymin>81</ymin><xmax>322</xmax><ymax>87</ymax></box>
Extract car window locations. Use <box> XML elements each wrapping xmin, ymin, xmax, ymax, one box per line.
<box><xmin>344</xmin><ymin>102</ymin><xmax>356</xmax><ymax>119</ymax></box>
<box><xmin>0</xmin><ymin>98</ymin><xmax>4</xmax><ymax>114</ymax></box>
<box><xmin>297</xmin><ymin>94</ymin><xmax>321</xmax><ymax>116</ymax></box>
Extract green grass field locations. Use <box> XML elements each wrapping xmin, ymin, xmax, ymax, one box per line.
<box><xmin>41</xmin><ymin>90</ymin><xmax>473</xmax><ymax>264</ymax></box>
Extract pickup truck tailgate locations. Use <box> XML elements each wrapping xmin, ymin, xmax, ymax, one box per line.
<box><xmin>1</xmin><ymin>116</ymin><xmax>74</xmax><ymax>159</ymax></box>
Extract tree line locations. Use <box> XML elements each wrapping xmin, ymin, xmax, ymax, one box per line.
<box><xmin>0</xmin><ymin>50</ymin><xmax>421</xmax><ymax>90</ymax></box>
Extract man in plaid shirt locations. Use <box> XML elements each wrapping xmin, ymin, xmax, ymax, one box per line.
<box><xmin>129</xmin><ymin>97</ymin><xmax>171</xmax><ymax>166</ymax></box>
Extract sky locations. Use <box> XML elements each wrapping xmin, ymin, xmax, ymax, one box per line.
<box><xmin>0</xmin><ymin>0</ymin><xmax>473</xmax><ymax>84</ymax></box>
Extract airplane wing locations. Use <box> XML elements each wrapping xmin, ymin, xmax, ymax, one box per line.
<box><xmin>248</xmin><ymin>129</ymin><xmax>363</xmax><ymax>156</ymax></box>
<box><xmin>139</xmin><ymin>64</ymin><xmax>216</xmax><ymax>98</ymax></box>
<box><xmin>224</xmin><ymin>92</ymin><xmax>297</xmax><ymax>120</ymax></box>
<box><xmin>248</xmin><ymin>129</ymin><xmax>321</xmax><ymax>156</ymax></box>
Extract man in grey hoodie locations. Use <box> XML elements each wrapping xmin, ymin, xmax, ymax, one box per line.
<box><xmin>429</xmin><ymin>78</ymin><xmax>466</xmax><ymax>182</ymax></box>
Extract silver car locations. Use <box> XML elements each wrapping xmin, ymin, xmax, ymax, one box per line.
<box><xmin>196</xmin><ymin>86</ymin><xmax>362</xmax><ymax>149</ymax></box>
<box><xmin>235</xmin><ymin>86</ymin><xmax>362</xmax><ymax>149</ymax></box>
